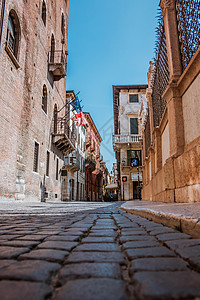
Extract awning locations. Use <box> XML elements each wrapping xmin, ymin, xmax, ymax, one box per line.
<box><xmin>105</xmin><ymin>183</ymin><xmax>119</xmax><ymax>190</ymax></box>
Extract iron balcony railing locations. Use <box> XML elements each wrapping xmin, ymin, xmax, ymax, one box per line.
<box><xmin>64</xmin><ymin>154</ymin><xmax>80</xmax><ymax>170</ymax></box>
<box><xmin>53</xmin><ymin>117</ymin><xmax>76</xmax><ymax>147</ymax></box>
<box><xmin>48</xmin><ymin>50</ymin><xmax>67</xmax><ymax>67</ymax></box>
<box><xmin>85</xmin><ymin>153</ymin><xmax>96</xmax><ymax>170</ymax></box>
<box><xmin>48</xmin><ymin>50</ymin><xmax>67</xmax><ymax>80</ymax></box>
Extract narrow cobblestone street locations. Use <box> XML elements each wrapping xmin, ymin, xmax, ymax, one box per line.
<box><xmin>0</xmin><ymin>202</ymin><xmax>200</xmax><ymax>299</ymax></box>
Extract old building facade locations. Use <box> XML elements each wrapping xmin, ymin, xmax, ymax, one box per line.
<box><xmin>0</xmin><ymin>0</ymin><xmax>69</xmax><ymax>201</ymax></box>
<box><xmin>62</xmin><ymin>91</ymin><xmax>85</xmax><ymax>201</ymax></box>
<box><xmin>142</xmin><ymin>0</ymin><xmax>200</xmax><ymax>203</ymax></box>
<box><xmin>113</xmin><ymin>85</ymin><xmax>147</xmax><ymax>201</ymax></box>
<box><xmin>85</xmin><ymin>112</ymin><xmax>103</xmax><ymax>201</ymax></box>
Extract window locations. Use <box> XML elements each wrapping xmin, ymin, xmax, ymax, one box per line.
<box><xmin>129</xmin><ymin>94</ymin><xmax>139</xmax><ymax>103</ymax></box>
<box><xmin>42</xmin><ymin>85</ymin><xmax>47</xmax><ymax>113</ymax></box>
<box><xmin>130</xmin><ymin>118</ymin><xmax>138</xmax><ymax>134</ymax></box>
<box><xmin>127</xmin><ymin>150</ymin><xmax>142</xmax><ymax>166</ymax></box>
<box><xmin>33</xmin><ymin>142</ymin><xmax>39</xmax><ymax>172</ymax></box>
<box><xmin>53</xmin><ymin>104</ymin><xmax>57</xmax><ymax>133</ymax></box>
<box><xmin>46</xmin><ymin>151</ymin><xmax>50</xmax><ymax>176</ymax></box>
<box><xmin>42</xmin><ymin>1</ymin><xmax>46</xmax><ymax>26</ymax></box>
<box><xmin>61</xmin><ymin>13</ymin><xmax>65</xmax><ymax>38</ymax></box>
<box><xmin>6</xmin><ymin>10</ymin><xmax>20</xmax><ymax>61</ymax></box>
<box><xmin>50</xmin><ymin>34</ymin><xmax>55</xmax><ymax>63</ymax></box>
<box><xmin>56</xmin><ymin>158</ymin><xmax>59</xmax><ymax>180</ymax></box>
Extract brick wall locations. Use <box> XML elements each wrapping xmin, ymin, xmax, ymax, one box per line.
<box><xmin>0</xmin><ymin>0</ymin><xmax>69</xmax><ymax>201</ymax></box>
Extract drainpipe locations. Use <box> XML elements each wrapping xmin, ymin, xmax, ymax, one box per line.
<box><xmin>0</xmin><ymin>0</ymin><xmax>6</xmax><ymax>51</ymax></box>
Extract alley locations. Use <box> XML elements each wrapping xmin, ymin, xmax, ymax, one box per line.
<box><xmin>0</xmin><ymin>202</ymin><xmax>200</xmax><ymax>299</ymax></box>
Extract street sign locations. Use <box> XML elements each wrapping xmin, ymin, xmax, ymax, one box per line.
<box><xmin>122</xmin><ymin>176</ymin><xmax>127</xmax><ymax>182</ymax></box>
<box><xmin>131</xmin><ymin>158</ymin><xmax>139</xmax><ymax>167</ymax></box>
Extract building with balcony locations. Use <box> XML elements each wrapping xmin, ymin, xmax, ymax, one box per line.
<box><xmin>0</xmin><ymin>0</ymin><xmax>69</xmax><ymax>202</ymax></box>
<box><xmin>113</xmin><ymin>85</ymin><xmax>147</xmax><ymax>200</ymax></box>
<box><xmin>60</xmin><ymin>91</ymin><xmax>86</xmax><ymax>201</ymax></box>
<box><xmin>84</xmin><ymin>112</ymin><xmax>103</xmax><ymax>201</ymax></box>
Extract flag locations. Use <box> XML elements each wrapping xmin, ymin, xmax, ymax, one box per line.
<box><xmin>71</xmin><ymin>96</ymin><xmax>82</xmax><ymax>112</ymax></box>
<box><xmin>75</xmin><ymin>112</ymin><xmax>82</xmax><ymax>126</ymax></box>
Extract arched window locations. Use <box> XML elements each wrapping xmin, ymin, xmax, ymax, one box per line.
<box><xmin>6</xmin><ymin>10</ymin><xmax>20</xmax><ymax>59</ymax></box>
<box><xmin>50</xmin><ymin>34</ymin><xmax>55</xmax><ymax>63</ymax></box>
<box><xmin>61</xmin><ymin>13</ymin><xmax>65</xmax><ymax>38</ymax></box>
<box><xmin>54</xmin><ymin>104</ymin><xmax>58</xmax><ymax>134</ymax></box>
<box><xmin>42</xmin><ymin>85</ymin><xmax>47</xmax><ymax>114</ymax></box>
<box><xmin>42</xmin><ymin>1</ymin><xmax>47</xmax><ymax>26</ymax></box>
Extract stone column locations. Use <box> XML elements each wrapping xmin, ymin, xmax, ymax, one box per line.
<box><xmin>160</xmin><ymin>0</ymin><xmax>185</xmax><ymax>157</ymax></box>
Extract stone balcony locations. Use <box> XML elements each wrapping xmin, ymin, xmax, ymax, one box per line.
<box><xmin>48</xmin><ymin>50</ymin><xmax>67</xmax><ymax>81</ymax></box>
<box><xmin>113</xmin><ymin>134</ymin><xmax>141</xmax><ymax>150</ymax></box>
<box><xmin>52</xmin><ymin>117</ymin><xmax>75</xmax><ymax>154</ymax></box>
<box><xmin>64</xmin><ymin>153</ymin><xmax>80</xmax><ymax>172</ymax></box>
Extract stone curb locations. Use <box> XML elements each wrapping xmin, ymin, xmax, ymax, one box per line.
<box><xmin>120</xmin><ymin>204</ymin><xmax>200</xmax><ymax>239</ymax></box>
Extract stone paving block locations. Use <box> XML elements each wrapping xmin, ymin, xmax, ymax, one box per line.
<box><xmin>156</xmin><ymin>232</ymin><xmax>191</xmax><ymax>241</ymax></box>
<box><xmin>0</xmin><ymin>240</ymin><xmax>39</xmax><ymax>248</ymax></box>
<box><xmin>0</xmin><ymin>235</ymin><xmax>23</xmax><ymax>240</ymax></box>
<box><xmin>121</xmin><ymin>230</ymin><xmax>147</xmax><ymax>236</ymax></box>
<box><xmin>0</xmin><ymin>280</ymin><xmax>52</xmax><ymax>300</ymax></box>
<box><xmin>121</xmin><ymin>227</ymin><xmax>145</xmax><ymax>232</ymax></box>
<box><xmin>58</xmin><ymin>263</ymin><xmax>122</xmax><ymax>283</ymax></box>
<box><xmin>133</xmin><ymin>271</ymin><xmax>200</xmax><ymax>299</ymax></box>
<box><xmin>123</xmin><ymin>240</ymin><xmax>160</xmax><ymax>249</ymax></box>
<box><xmin>82</xmin><ymin>236</ymin><xmax>116</xmax><ymax>243</ymax></box>
<box><xmin>148</xmin><ymin>227</ymin><xmax>177</xmax><ymax>235</ymax></box>
<box><xmin>74</xmin><ymin>243</ymin><xmax>121</xmax><ymax>252</ymax></box>
<box><xmin>55</xmin><ymin>278</ymin><xmax>128</xmax><ymax>300</ymax></box>
<box><xmin>37</xmin><ymin>241</ymin><xmax>78</xmax><ymax>251</ymax></box>
<box><xmin>67</xmin><ymin>251</ymin><xmax>126</xmax><ymax>264</ymax></box>
<box><xmin>188</xmin><ymin>256</ymin><xmax>200</xmax><ymax>271</ymax></box>
<box><xmin>34</xmin><ymin>230</ymin><xmax>61</xmax><ymax>235</ymax></box>
<box><xmin>45</xmin><ymin>235</ymin><xmax>78</xmax><ymax>242</ymax></box>
<box><xmin>164</xmin><ymin>239</ymin><xmax>200</xmax><ymax>251</ymax></box>
<box><xmin>92</xmin><ymin>225</ymin><xmax>117</xmax><ymax>230</ymax></box>
<box><xmin>175</xmin><ymin>245</ymin><xmax>200</xmax><ymax>259</ymax></box>
<box><xmin>0</xmin><ymin>246</ymin><xmax>29</xmax><ymax>258</ymax></box>
<box><xmin>90</xmin><ymin>231</ymin><xmax>118</xmax><ymax>237</ymax></box>
<box><xmin>120</xmin><ymin>236</ymin><xmax>157</xmax><ymax>243</ymax></box>
<box><xmin>130</xmin><ymin>257</ymin><xmax>188</xmax><ymax>273</ymax></box>
<box><xmin>19</xmin><ymin>249</ymin><xmax>68</xmax><ymax>263</ymax></box>
<box><xmin>59</xmin><ymin>232</ymin><xmax>83</xmax><ymax>237</ymax></box>
<box><xmin>17</xmin><ymin>234</ymin><xmax>49</xmax><ymax>241</ymax></box>
<box><xmin>126</xmin><ymin>246</ymin><xmax>175</xmax><ymax>260</ymax></box>
<box><xmin>0</xmin><ymin>260</ymin><xmax>60</xmax><ymax>282</ymax></box>
<box><xmin>0</xmin><ymin>260</ymin><xmax>17</xmax><ymax>269</ymax></box>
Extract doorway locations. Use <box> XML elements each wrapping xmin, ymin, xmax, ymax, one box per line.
<box><xmin>133</xmin><ymin>181</ymin><xmax>138</xmax><ymax>199</ymax></box>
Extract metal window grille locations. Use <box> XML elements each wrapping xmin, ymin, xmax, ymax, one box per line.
<box><xmin>33</xmin><ymin>142</ymin><xmax>39</xmax><ymax>172</ymax></box>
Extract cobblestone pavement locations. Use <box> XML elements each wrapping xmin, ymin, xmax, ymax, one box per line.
<box><xmin>0</xmin><ymin>202</ymin><xmax>200</xmax><ymax>299</ymax></box>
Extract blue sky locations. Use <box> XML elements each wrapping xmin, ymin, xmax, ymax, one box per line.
<box><xmin>67</xmin><ymin>0</ymin><xmax>160</xmax><ymax>171</ymax></box>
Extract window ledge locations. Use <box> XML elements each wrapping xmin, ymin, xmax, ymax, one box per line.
<box><xmin>5</xmin><ymin>44</ymin><xmax>20</xmax><ymax>69</ymax></box>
